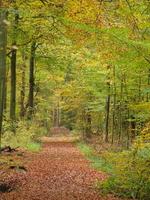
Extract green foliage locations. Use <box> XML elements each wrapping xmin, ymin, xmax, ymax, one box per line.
<box><xmin>2</xmin><ymin>121</ymin><xmax>42</xmax><ymax>152</ymax></box>
<box><xmin>98</xmin><ymin>142</ymin><xmax>150</xmax><ymax>200</ymax></box>
<box><xmin>26</xmin><ymin>142</ymin><xmax>41</xmax><ymax>152</ymax></box>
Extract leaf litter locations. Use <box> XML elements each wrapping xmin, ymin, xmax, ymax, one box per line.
<box><xmin>0</xmin><ymin>139</ymin><xmax>123</xmax><ymax>200</ymax></box>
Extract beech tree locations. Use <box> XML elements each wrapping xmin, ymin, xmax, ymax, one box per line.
<box><xmin>0</xmin><ymin>7</ymin><xmax>7</xmax><ymax>150</ymax></box>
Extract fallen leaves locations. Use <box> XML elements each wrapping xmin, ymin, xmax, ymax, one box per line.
<box><xmin>0</xmin><ymin>138</ymin><xmax>122</xmax><ymax>200</ymax></box>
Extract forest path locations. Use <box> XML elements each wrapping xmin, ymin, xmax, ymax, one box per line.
<box><xmin>1</xmin><ymin>136</ymin><xmax>120</xmax><ymax>200</ymax></box>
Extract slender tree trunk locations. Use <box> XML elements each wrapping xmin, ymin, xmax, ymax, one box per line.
<box><xmin>105</xmin><ymin>66</ymin><xmax>111</xmax><ymax>143</ymax></box>
<box><xmin>28</xmin><ymin>41</ymin><xmax>36</xmax><ymax>119</ymax></box>
<box><xmin>112</xmin><ymin>65</ymin><xmax>116</xmax><ymax>144</ymax></box>
<box><xmin>146</xmin><ymin>69</ymin><xmax>150</xmax><ymax>102</ymax></box>
<box><xmin>105</xmin><ymin>94</ymin><xmax>110</xmax><ymax>142</ymax></box>
<box><xmin>10</xmin><ymin>46</ymin><xmax>17</xmax><ymax>121</ymax></box>
<box><xmin>123</xmin><ymin>73</ymin><xmax>130</xmax><ymax>148</ymax></box>
<box><xmin>10</xmin><ymin>11</ymin><xmax>19</xmax><ymax>124</ymax></box>
<box><xmin>138</xmin><ymin>75</ymin><xmax>141</xmax><ymax>102</ymax></box>
<box><xmin>57</xmin><ymin>99</ymin><xmax>61</xmax><ymax>127</ymax></box>
<box><xmin>85</xmin><ymin>112</ymin><xmax>92</xmax><ymax>138</ymax></box>
<box><xmin>118</xmin><ymin>78</ymin><xmax>123</xmax><ymax>144</ymax></box>
<box><xmin>53</xmin><ymin>99</ymin><xmax>61</xmax><ymax>127</ymax></box>
<box><xmin>0</xmin><ymin>9</ymin><xmax>7</xmax><ymax>150</ymax></box>
<box><xmin>53</xmin><ymin>107</ymin><xmax>55</xmax><ymax>126</ymax></box>
<box><xmin>126</xmin><ymin>109</ymin><xmax>130</xmax><ymax>149</ymax></box>
<box><xmin>130</xmin><ymin>115</ymin><xmax>136</xmax><ymax>141</ymax></box>
<box><xmin>82</xmin><ymin>110</ymin><xmax>86</xmax><ymax>139</ymax></box>
<box><xmin>20</xmin><ymin>51</ymin><xmax>26</xmax><ymax>118</ymax></box>
<box><xmin>3</xmin><ymin>64</ymin><xmax>9</xmax><ymax>111</ymax></box>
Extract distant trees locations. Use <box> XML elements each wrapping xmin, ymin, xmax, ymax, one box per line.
<box><xmin>58</xmin><ymin>0</ymin><xmax>150</xmax><ymax>146</ymax></box>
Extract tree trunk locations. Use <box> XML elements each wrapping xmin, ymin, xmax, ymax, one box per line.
<box><xmin>85</xmin><ymin>112</ymin><xmax>92</xmax><ymax>138</ymax></box>
<box><xmin>105</xmin><ymin>94</ymin><xmax>110</xmax><ymax>142</ymax></box>
<box><xmin>10</xmin><ymin>11</ymin><xmax>19</xmax><ymax>123</ymax></box>
<box><xmin>138</xmin><ymin>75</ymin><xmax>141</xmax><ymax>102</ymax></box>
<box><xmin>0</xmin><ymin>9</ymin><xmax>7</xmax><ymax>150</ymax></box>
<box><xmin>105</xmin><ymin>66</ymin><xmax>111</xmax><ymax>143</ymax></box>
<box><xmin>28</xmin><ymin>41</ymin><xmax>36</xmax><ymax>119</ymax></box>
<box><xmin>112</xmin><ymin>65</ymin><xmax>116</xmax><ymax>144</ymax></box>
<box><xmin>118</xmin><ymin>77</ymin><xmax>123</xmax><ymax>144</ymax></box>
<box><xmin>3</xmin><ymin>65</ymin><xmax>9</xmax><ymax>111</ymax></box>
<box><xmin>130</xmin><ymin>115</ymin><xmax>136</xmax><ymax>141</ymax></box>
<box><xmin>53</xmin><ymin>100</ymin><xmax>61</xmax><ymax>127</ymax></box>
<box><xmin>57</xmin><ymin>100</ymin><xmax>60</xmax><ymax>127</ymax></box>
<box><xmin>20</xmin><ymin>51</ymin><xmax>26</xmax><ymax>118</ymax></box>
<box><xmin>146</xmin><ymin>69</ymin><xmax>150</xmax><ymax>102</ymax></box>
<box><xmin>126</xmin><ymin>109</ymin><xmax>130</xmax><ymax>149</ymax></box>
<box><xmin>10</xmin><ymin>46</ymin><xmax>17</xmax><ymax>121</ymax></box>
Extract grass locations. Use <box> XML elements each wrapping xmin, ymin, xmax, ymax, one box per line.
<box><xmin>77</xmin><ymin>142</ymin><xmax>113</xmax><ymax>174</ymax></box>
<box><xmin>2</xmin><ymin>134</ymin><xmax>41</xmax><ymax>153</ymax></box>
<box><xmin>1</xmin><ymin>140</ymin><xmax>41</xmax><ymax>153</ymax></box>
<box><xmin>26</xmin><ymin>142</ymin><xmax>41</xmax><ymax>152</ymax></box>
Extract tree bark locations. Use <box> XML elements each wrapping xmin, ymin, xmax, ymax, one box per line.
<box><xmin>118</xmin><ymin>77</ymin><xmax>123</xmax><ymax>144</ymax></box>
<box><xmin>20</xmin><ymin>50</ymin><xmax>26</xmax><ymax>118</ymax></box>
<box><xmin>10</xmin><ymin>11</ymin><xmax>19</xmax><ymax>122</ymax></box>
<box><xmin>138</xmin><ymin>75</ymin><xmax>141</xmax><ymax>102</ymax></box>
<box><xmin>53</xmin><ymin>100</ymin><xmax>61</xmax><ymax>127</ymax></box>
<box><xmin>28</xmin><ymin>41</ymin><xmax>36</xmax><ymax>119</ymax></box>
<box><xmin>85</xmin><ymin>112</ymin><xmax>92</xmax><ymax>138</ymax></box>
<box><xmin>3</xmin><ymin>65</ymin><xmax>9</xmax><ymax>111</ymax></box>
<box><xmin>10</xmin><ymin>46</ymin><xmax>17</xmax><ymax>121</ymax></box>
<box><xmin>0</xmin><ymin>9</ymin><xmax>7</xmax><ymax>150</ymax></box>
<box><xmin>105</xmin><ymin>66</ymin><xmax>111</xmax><ymax>143</ymax></box>
<box><xmin>112</xmin><ymin>65</ymin><xmax>116</xmax><ymax>144</ymax></box>
<box><xmin>146</xmin><ymin>69</ymin><xmax>150</xmax><ymax>102</ymax></box>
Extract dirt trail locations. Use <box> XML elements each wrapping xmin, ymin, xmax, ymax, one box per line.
<box><xmin>1</xmin><ymin>137</ymin><xmax>120</xmax><ymax>200</ymax></box>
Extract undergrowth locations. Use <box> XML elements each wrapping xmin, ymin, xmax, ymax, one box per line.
<box><xmin>77</xmin><ymin>142</ymin><xmax>113</xmax><ymax>173</ymax></box>
<box><xmin>97</xmin><ymin>146</ymin><xmax>150</xmax><ymax>200</ymax></box>
<box><xmin>2</xmin><ymin>120</ymin><xmax>43</xmax><ymax>152</ymax></box>
<box><xmin>77</xmin><ymin>139</ymin><xmax>150</xmax><ymax>200</ymax></box>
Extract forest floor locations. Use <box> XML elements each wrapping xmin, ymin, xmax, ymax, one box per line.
<box><xmin>0</xmin><ymin>135</ymin><xmax>123</xmax><ymax>200</ymax></box>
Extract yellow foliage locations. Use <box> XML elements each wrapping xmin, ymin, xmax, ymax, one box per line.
<box><xmin>65</xmin><ymin>0</ymin><xmax>102</xmax><ymax>25</ymax></box>
<box><xmin>133</xmin><ymin>122</ymin><xmax>150</xmax><ymax>150</ymax></box>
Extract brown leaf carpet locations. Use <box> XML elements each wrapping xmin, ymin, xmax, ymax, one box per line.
<box><xmin>1</xmin><ymin>141</ymin><xmax>121</xmax><ymax>200</ymax></box>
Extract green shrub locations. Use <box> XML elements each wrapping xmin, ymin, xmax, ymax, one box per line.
<box><xmin>2</xmin><ymin>120</ymin><xmax>43</xmax><ymax>152</ymax></box>
<box><xmin>98</xmin><ymin>144</ymin><xmax>150</xmax><ymax>200</ymax></box>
